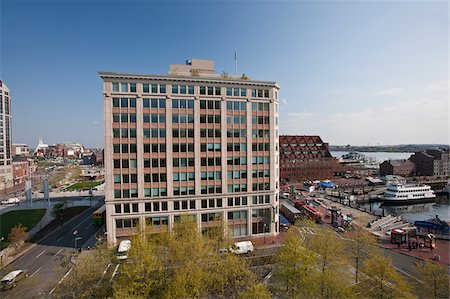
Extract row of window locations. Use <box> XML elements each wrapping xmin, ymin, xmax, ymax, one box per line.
<box><xmin>200</xmin><ymin>129</ymin><xmax>222</xmax><ymax>138</ymax></box>
<box><xmin>201</xmin><ymin>171</ymin><xmax>222</xmax><ymax>180</ymax></box>
<box><xmin>143</xmin><ymin>113</ymin><xmax>166</xmax><ymax>123</ymax></box>
<box><xmin>173</xmin><ymin>128</ymin><xmax>194</xmax><ymax>138</ymax></box>
<box><xmin>252</xmin><ymin>116</ymin><xmax>270</xmax><ymax>125</ymax></box>
<box><xmin>113</xmin><ymin>113</ymin><xmax>136</xmax><ymax>123</ymax></box>
<box><xmin>143</xmin><ymin>128</ymin><xmax>166</xmax><ymax>138</ymax></box>
<box><xmin>172</xmin><ymin>99</ymin><xmax>194</xmax><ymax>108</ymax></box>
<box><xmin>252</xmin><ymin>182</ymin><xmax>271</xmax><ymax>191</ymax></box>
<box><xmin>112</xmin><ymin>83</ymin><xmax>273</xmax><ymax>100</ymax></box>
<box><xmin>172</xmin><ymin>114</ymin><xmax>194</xmax><ymax>124</ymax></box>
<box><xmin>227</xmin><ymin>184</ymin><xmax>248</xmax><ymax>193</ymax></box>
<box><xmin>200</xmin><ymin>100</ymin><xmax>221</xmax><ymax>110</ymax></box>
<box><xmin>143</xmin><ymin>84</ymin><xmax>166</xmax><ymax>94</ymax></box>
<box><xmin>227</xmin><ymin>156</ymin><xmax>248</xmax><ymax>166</ymax></box>
<box><xmin>226</xmin><ymin>87</ymin><xmax>247</xmax><ymax>97</ymax></box>
<box><xmin>144</xmin><ymin>173</ymin><xmax>167</xmax><ymax>183</ymax></box>
<box><xmin>173</xmin><ymin>186</ymin><xmax>195</xmax><ymax>196</ymax></box>
<box><xmin>173</xmin><ymin>172</ymin><xmax>195</xmax><ymax>181</ymax></box>
<box><xmin>113</xmin><ymin>159</ymin><xmax>137</xmax><ymax>169</ymax></box>
<box><xmin>113</xmin><ymin>98</ymin><xmax>136</xmax><ymax>108</ymax></box>
<box><xmin>252</xmin><ymin>143</ymin><xmax>270</xmax><ymax>152</ymax></box>
<box><xmin>173</xmin><ymin>157</ymin><xmax>195</xmax><ymax>167</ymax></box>
<box><xmin>252</xmin><ymin>129</ymin><xmax>270</xmax><ymax>138</ymax></box>
<box><xmin>252</xmin><ymin>169</ymin><xmax>270</xmax><ymax>178</ymax></box>
<box><xmin>173</xmin><ymin>143</ymin><xmax>194</xmax><ymax>152</ymax></box>
<box><xmin>201</xmin><ymin>114</ymin><xmax>221</xmax><ymax>124</ymax></box>
<box><xmin>227</xmin><ymin>170</ymin><xmax>247</xmax><ymax>180</ymax></box>
<box><xmin>113</xmin><ymin>128</ymin><xmax>136</xmax><ymax>138</ymax></box>
<box><xmin>172</xmin><ymin>85</ymin><xmax>195</xmax><ymax>95</ymax></box>
<box><xmin>226</xmin><ymin>115</ymin><xmax>247</xmax><ymax>125</ymax></box>
<box><xmin>251</xmin><ymin>102</ymin><xmax>270</xmax><ymax>111</ymax></box>
<box><xmin>227</xmin><ymin>129</ymin><xmax>247</xmax><ymax>138</ymax></box>
<box><xmin>114</xmin><ymin>174</ymin><xmax>137</xmax><ymax>184</ymax></box>
<box><xmin>226</xmin><ymin>101</ymin><xmax>247</xmax><ymax>111</ymax></box>
<box><xmin>201</xmin><ymin>143</ymin><xmax>221</xmax><ymax>152</ymax></box>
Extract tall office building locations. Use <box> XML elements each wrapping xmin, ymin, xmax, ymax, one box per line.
<box><xmin>100</xmin><ymin>59</ymin><xmax>280</xmax><ymax>244</ymax></box>
<box><xmin>0</xmin><ymin>80</ymin><xmax>13</xmax><ymax>191</ymax></box>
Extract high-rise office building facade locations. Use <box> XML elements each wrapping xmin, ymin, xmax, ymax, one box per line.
<box><xmin>0</xmin><ymin>80</ymin><xmax>13</xmax><ymax>191</ymax></box>
<box><xmin>100</xmin><ymin>59</ymin><xmax>280</xmax><ymax>244</ymax></box>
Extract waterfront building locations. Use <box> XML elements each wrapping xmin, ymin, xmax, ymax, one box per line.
<box><xmin>409</xmin><ymin>149</ymin><xmax>449</xmax><ymax>177</ymax></box>
<box><xmin>0</xmin><ymin>80</ymin><xmax>13</xmax><ymax>190</ymax></box>
<box><xmin>100</xmin><ymin>59</ymin><xmax>280</xmax><ymax>244</ymax></box>
<box><xmin>379</xmin><ymin>159</ymin><xmax>415</xmax><ymax>177</ymax></box>
<box><xmin>279</xmin><ymin>135</ymin><xmax>338</xmax><ymax>182</ymax></box>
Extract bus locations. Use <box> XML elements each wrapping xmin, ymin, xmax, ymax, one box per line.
<box><xmin>92</xmin><ymin>205</ymin><xmax>106</xmax><ymax>225</ymax></box>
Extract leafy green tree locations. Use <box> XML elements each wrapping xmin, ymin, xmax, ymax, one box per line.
<box><xmin>303</xmin><ymin>222</ymin><xmax>349</xmax><ymax>297</ymax></box>
<box><xmin>276</xmin><ymin>230</ymin><xmax>318</xmax><ymax>298</ymax></box>
<box><xmin>8</xmin><ymin>223</ymin><xmax>28</xmax><ymax>250</ymax></box>
<box><xmin>346</xmin><ymin>227</ymin><xmax>379</xmax><ymax>283</ymax></box>
<box><xmin>359</xmin><ymin>254</ymin><xmax>413</xmax><ymax>299</ymax></box>
<box><xmin>414</xmin><ymin>261</ymin><xmax>449</xmax><ymax>299</ymax></box>
<box><xmin>113</xmin><ymin>215</ymin><xmax>270</xmax><ymax>299</ymax></box>
<box><xmin>55</xmin><ymin>239</ymin><xmax>114</xmax><ymax>298</ymax></box>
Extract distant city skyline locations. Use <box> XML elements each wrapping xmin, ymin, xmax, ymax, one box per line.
<box><xmin>1</xmin><ymin>1</ymin><xmax>448</xmax><ymax>147</ymax></box>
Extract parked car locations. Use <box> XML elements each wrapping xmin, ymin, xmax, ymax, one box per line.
<box><xmin>0</xmin><ymin>270</ymin><xmax>27</xmax><ymax>291</ymax></box>
<box><xmin>1</xmin><ymin>197</ymin><xmax>20</xmax><ymax>205</ymax></box>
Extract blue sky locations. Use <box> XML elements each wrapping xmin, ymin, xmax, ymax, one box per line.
<box><xmin>1</xmin><ymin>0</ymin><xmax>448</xmax><ymax>148</ymax></box>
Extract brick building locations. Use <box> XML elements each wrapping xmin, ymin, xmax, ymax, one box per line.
<box><xmin>279</xmin><ymin>135</ymin><xmax>338</xmax><ymax>181</ymax></box>
<box><xmin>379</xmin><ymin>159</ymin><xmax>415</xmax><ymax>177</ymax></box>
<box><xmin>409</xmin><ymin>149</ymin><xmax>449</xmax><ymax>177</ymax></box>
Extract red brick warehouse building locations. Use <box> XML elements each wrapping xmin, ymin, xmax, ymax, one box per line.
<box><xmin>279</xmin><ymin>135</ymin><xmax>339</xmax><ymax>182</ymax></box>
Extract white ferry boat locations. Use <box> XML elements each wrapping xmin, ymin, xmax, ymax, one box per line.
<box><xmin>379</xmin><ymin>183</ymin><xmax>436</xmax><ymax>205</ymax></box>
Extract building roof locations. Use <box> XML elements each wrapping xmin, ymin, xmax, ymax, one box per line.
<box><xmin>387</xmin><ymin>159</ymin><xmax>414</xmax><ymax>167</ymax></box>
<box><xmin>98</xmin><ymin>71</ymin><xmax>279</xmax><ymax>88</ymax></box>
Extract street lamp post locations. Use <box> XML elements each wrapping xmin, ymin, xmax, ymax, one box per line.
<box><xmin>0</xmin><ymin>236</ymin><xmax>4</xmax><ymax>267</ymax></box>
<box><xmin>263</xmin><ymin>223</ymin><xmax>267</xmax><ymax>244</ymax></box>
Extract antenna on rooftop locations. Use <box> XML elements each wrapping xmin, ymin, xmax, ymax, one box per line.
<box><xmin>234</xmin><ymin>49</ymin><xmax>238</xmax><ymax>76</ymax></box>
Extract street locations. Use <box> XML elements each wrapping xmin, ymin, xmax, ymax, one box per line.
<box><xmin>0</xmin><ymin>197</ymin><xmax>104</xmax><ymax>298</ymax></box>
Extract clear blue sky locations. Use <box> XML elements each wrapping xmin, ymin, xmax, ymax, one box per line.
<box><xmin>1</xmin><ymin>0</ymin><xmax>448</xmax><ymax>148</ymax></box>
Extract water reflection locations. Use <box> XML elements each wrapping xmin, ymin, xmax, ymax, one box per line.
<box><xmin>359</xmin><ymin>196</ymin><xmax>449</xmax><ymax>223</ymax></box>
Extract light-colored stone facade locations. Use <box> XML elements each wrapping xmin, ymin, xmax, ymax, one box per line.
<box><xmin>0</xmin><ymin>81</ymin><xmax>13</xmax><ymax>190</ymax></box>
<box><xmin>100</xmin><ymin>59</ymin><xmax>280</xmax><ymax>244</ymax></box>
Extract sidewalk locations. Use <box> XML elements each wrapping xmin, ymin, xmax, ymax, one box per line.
<box><xmin>379</xmin><ymin>236</ymin><xmax>450</xmax><ymax>267</ymax></box>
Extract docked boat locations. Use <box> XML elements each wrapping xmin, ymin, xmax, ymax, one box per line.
<box><xmin>379</xmin><ymin>183</ymin><xmax>436</xmax><ymax>205</ymax></box>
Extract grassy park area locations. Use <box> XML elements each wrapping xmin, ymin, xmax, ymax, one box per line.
<box><xmin>65</xmin><ymin>181</ymin><xmax>102</xmax><ymax>191</ymax></box>
<box><xmin>0</xmin><ymin>209</ymin><xmax>46</xmax><ymax>249</ymax></box>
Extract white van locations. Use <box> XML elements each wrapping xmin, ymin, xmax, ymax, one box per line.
<box><xmin>281</xmin><ymin>193</ymin><xmax>290</xmax><ymax>199</ymax></box>
<box><xmin>116</xmin><ymin>240</ymin><xmax>131</xmax><ymax>260</ymax></box>
<box><xmin>230</xmin><ymin>241</ymin><xmax>254</xmax><ymax>255</ymax></box>
<box><xmin>0</xmin><ymin>270</ymin><xmax>27</xmax><ymax>291</ymax></box>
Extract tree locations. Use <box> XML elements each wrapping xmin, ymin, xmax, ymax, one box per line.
<box><xmin>52</xmin><ymin>199</ymin><xmax>68</xmax><ymax>224</ymax></box>
<box><xmin>414</xmin><ymin>261</ymin><xmax>449</xmax><ymax>299</ymax></box>
<box><xmin>239</xmin><ymin>283</ymin><xmax>272</xmax><ymax>299</ymax></box>
<box><xmin>276</xmin><ymin>230</ymin><xmax>319</xmax><ymax>298</ymax></box>
<box><xmin>55</xmin><ymin>238</ymin><xmax>114</xmax><ymax>298</ymax></box>
<box><xmin>113</xmin><ymin>216</ymin><xmax>270</xmax><ymax>299</ymax></box>
<box><xmin>346</xmin><ymin>227</ymin><xmax>379</xmax><ymax>283</ymax></box>
<box><xmin>358</xmin><ymin>254</ymin><xmax>412</xmax><ymax>299</ymax></box>
<box><xmin>8</xmin><ymin>223</ymin><xmax>28</xmax><ymax>250</ymax></box>
<box><xmin>303</xmin><ymin>223</ymin><xmax>349</xmax><ymax>297</ymax></box>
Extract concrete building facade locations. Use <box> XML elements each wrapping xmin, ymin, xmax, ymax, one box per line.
<box><xmin>100</xmin><ymin>59</ymin><xmax>280</xmax><ymax>244</ymax></box>
<box><xmin>0</xmin><ymin>80</ymin><xmax>13</xmax><ymax>190</ymax></box>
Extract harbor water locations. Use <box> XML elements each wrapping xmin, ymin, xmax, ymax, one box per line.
<box><xmin>359</xmin><ymin>196</ymin><xmax>449</xmax><ymax>223</ymax></box>
<box><xmin>331</xmin><ymin>151</ymin><xmax>414</xmax><ymax>163</ymax></box>
<box><xmin>331</xmin><ymin>151</ymin><xmax>448</xmax><ymax>223</ymax></box>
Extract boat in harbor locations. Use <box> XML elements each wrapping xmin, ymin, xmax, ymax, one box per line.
<box><xmin>379</xmin><ymin>183</ymin><xmax>436</xmax><ymax>205</ymax></box>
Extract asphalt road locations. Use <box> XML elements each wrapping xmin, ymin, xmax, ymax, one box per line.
<box><xmin>0</xmin><ymin>196</ymin><xmax>105</xmax><ymax>298</ymax></box>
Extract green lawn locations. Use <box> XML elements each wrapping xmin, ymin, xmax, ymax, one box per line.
<box><xmin>65</xmin><ymin>181</ymin><xmax>103</xmax><ymax>191</ymax></box>
<box><xmin>0</xmin><ymin>209</ymin><xmax>46</xmax><ymax>249</ymax></box>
